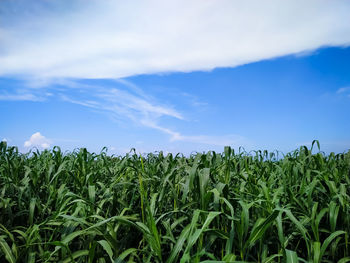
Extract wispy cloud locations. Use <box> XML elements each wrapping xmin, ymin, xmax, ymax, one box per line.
<box><xmin>181</xmin><ymin>92</ymin><xmax>208</xmax><ymax>109</ymax></box>
<box><xmin>0</xmin><ymin>91</ymin><xmax>47</xmax><ymax>101</ymax></box>
<box><xmin>56</xmin><ymin>80</ymin><xmax>183</xmax><ymax>124</ymax></box>
<box><xmin>336</xmin><ymin>87</ymin><xmax>350</xmax><ymax>94</ymax></box>
<box><xmin>138</xmin><ymin>119</ymin><xmax>244</xmax><ymax>147</ymax></box>
<box><xmin>16</xmin><ymin>78</ymin><xmax>245</xmax><ymax>147</ymax></box>
<box><xmin>58</xmin><ymin>80</ymin><xmax>248</xmax><ymax>147</ymax></box>
<box><xmin>0</xmin><ymin>76</ymin><xmax>248</xmax><ymax>148</ymax></box>
<box><xmin>1</xmin><ymin>1</ymin><xmax>350</xmax><ymax>78</ymax></box>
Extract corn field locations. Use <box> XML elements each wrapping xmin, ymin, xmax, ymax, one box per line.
<box><xmin>0</xmin><ymin>141</ymin><xmax>349</xmax><ymax>262</ymax></box>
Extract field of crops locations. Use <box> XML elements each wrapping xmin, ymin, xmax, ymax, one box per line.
<box><xmin>0</xmin><ymin>141</ymin><xmax>349</xmax><ymax>263</ymax></box>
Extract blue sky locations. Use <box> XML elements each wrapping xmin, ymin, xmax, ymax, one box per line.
<box><xmin>1</xmin><ymin>1</ymin><xmax>350</xmax><ymax>154</ymax></box>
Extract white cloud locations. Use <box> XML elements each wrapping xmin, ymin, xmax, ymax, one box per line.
<box><xmin>336</xmin><ymin>87</ymin><xmax>350</xmax><ymax>94</ymax></box>
<box><xmin>54</xmin><ymin>80</ymin><xmax>248</xmax><ymax>147</ymax></box>
<box><xmin>0</xmin><ymin>0</ymin><xmax>349</xmax><ymax>78</ymax></box>
<box><xmin>57</xmin><ymin>80</ymin><xmax>183</xmax><ymax>123</ymax></box>
<box><xmin>0</xmin><ymin>92</ymin><xmax>46</xmax><ymax>101</ymax></box>
<box><xmin>24</xmin><ymin>132</ymin><xmax>51</xmax><ymax>149</ymax></box>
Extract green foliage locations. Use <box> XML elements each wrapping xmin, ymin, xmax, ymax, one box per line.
<box><xmin>0</xmin><ymin>141</ymin><xmax>349</xmax><ymax>262</ymax></box>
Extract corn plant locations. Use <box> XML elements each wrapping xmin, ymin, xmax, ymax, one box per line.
<box><xmin>0</xmin><ymin>141</ymin><xmax>349</xmax><ymax>262</ymax></box>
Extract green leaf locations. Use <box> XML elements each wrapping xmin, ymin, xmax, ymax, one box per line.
<box><xmin>59</xmin><ymin>250</ymin><xmax>89</xmax><ymax>263</ymax></box>
<box><xmin>114</xmin><ymin>248</ymin><xmax>138</xmax><ymax>263</ymax></box>
<box><xmin>88</xmin><ymin>185</ymin><xmax>96</xmax><ymax>203</ymax></box>
<box><xmin>338</xmin><ymin>257</ymin><xmax>350</xmax><ymax>263</ymax></box>
<box><xmin>285</xmin><ymin>249</ymin><xmax>299</xmax><ymax>263</ymax></box>
<box><xmin>185</xmin><ymin>211</ymin><xmax>221</xmax><ymax>253</ymax></box>
<box><xmin>320</xmin><ymin>231</ymin><xmax>345</xmax><ymax>259</ymax></box>
<box><xmin>223</xmin><ymin>253</ymin><xmax>236</xmax><ymax>262</ymax></box>
<box><xmin>166</xmin><ymin>225</ymin><xmax>192</xmax><ymax>263</ymax></box>
<box><xmin>97</xmin><ymin>240</ymin><xmax>114</xmax><ymax>262</ymax></box>
<box><xmin>313</xmin><ymin>242</ymin><xmax>321</xmax><ymax>263</ymax></box>
<box><xmin>263</xmin><ymin>253</ymin><xmax>282</xmax><ymax>263</ymax></box>
<box><xmin>0</xmin><ymin>237</ymin><xmax>16</xmax><ymax>263</ymax></box>
<box><xmin>245</xmin><ymin>210</ymin><xmax>279</xmax><ymax>248</ymax></box>
<box><xmin>29</xmin><ymin>198</ymin><xmax>36</xmax><ymax>225</ymax></box>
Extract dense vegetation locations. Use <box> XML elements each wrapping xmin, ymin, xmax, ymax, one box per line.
<box><xmin>0</xmin><ymin>141</ymin><xmax>349</xmax><ymax>263</ymax></box>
